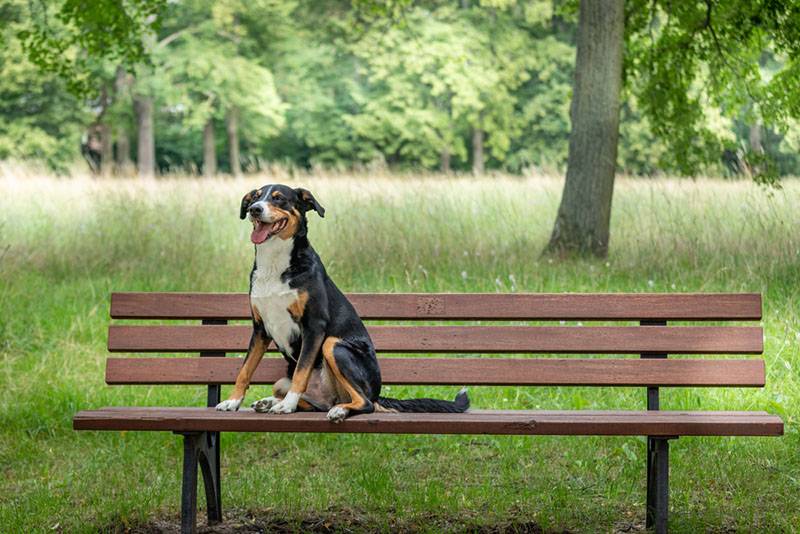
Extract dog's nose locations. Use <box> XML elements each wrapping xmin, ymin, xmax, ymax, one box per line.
<box><xmin>249</xmin><ymin>204</ymin><xmax>263</xmax><ymax>217</ymax></box>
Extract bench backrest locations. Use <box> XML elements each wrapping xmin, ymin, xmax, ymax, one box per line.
<box><xmin>106</xmin><ymin>293</ymin><xmax>765</xmax><ymax>389</ymax></box>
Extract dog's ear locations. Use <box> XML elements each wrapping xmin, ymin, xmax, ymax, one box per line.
<box><xmin>294</xmin><ymin>188</ymin><xmax>325</xmax><ymax>218</ymax></box>
<box><xmin>239</xmin><ymin>189</ymin><xmax>259</xmax><ymax>220</ymax></box>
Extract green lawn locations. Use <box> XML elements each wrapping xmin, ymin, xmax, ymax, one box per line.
<box><xmin>1</xmin><ymin>173</ymin><xmax>798</xmax><ymax>532</ymax></box>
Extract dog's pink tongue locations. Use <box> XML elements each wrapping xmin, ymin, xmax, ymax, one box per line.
<box><xmin>251</xmin><ymin>221</ymin><xmax>270</xmax><ymax>244</ymax></box>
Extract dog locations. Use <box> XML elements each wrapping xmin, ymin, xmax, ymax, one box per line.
<box><xmin>215</xmin><ymin>184</ymin><xmax>469</xmax><ymax>422</ymax></box>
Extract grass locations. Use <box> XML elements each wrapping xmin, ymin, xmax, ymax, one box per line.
<box><xmin>1</xmin><ymin>168</ymin><xmax>799</xmax><ymax>532</ymax></box>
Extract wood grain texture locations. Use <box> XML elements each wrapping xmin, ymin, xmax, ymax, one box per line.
<box><xmin>110</xmin><ymin>292</ymin><xmax>762</xmax><ymax>321</ymax></box>
<box><xmin>107</xmin><ymin>325</ymin><xmax>764</xmax><ymax>354</ymax></box>
<box><xmin>105</xmin><ymin>357</ymin><xmax>766</xmax><ymax>387</ymax></box>
<box><xmin>72</xmin><ymin>407</ymin><xmax>784</xmax><ymax>436</ymax></box>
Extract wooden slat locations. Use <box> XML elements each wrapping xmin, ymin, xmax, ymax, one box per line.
<box><xmin>107</xmin><ymin>325</ymin><xmax>764</xmax><ymax>354</ymax></box>
<box><xmin>72</xmin><ymin>407</ymin><xmax>784</xmax><ymax>436</ymax></box>
<box><xmin>110</xmin><ymin>292</ymin><xmax>762</xmax><ymax>321</ymax></box>
<box><xmin>105</xmin><ymin>357</ymin><xmax>766</xmax><ymax>387</ymax></box>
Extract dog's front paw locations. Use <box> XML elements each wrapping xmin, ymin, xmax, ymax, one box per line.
<box><xmin>268</xmin><ymin>391</ymin><xmax>299</xmax><ymax>414</ymax></box>
<box><xmin>251</xmin><ymin>396</ymin><xmax>279</xmax><ymax>413</ymax></box>
<box><xmin>326</xmin><ymin>406</ymin><xmax>348</xmax><ymax>423</ymax></box>
<box><xmin>268</xmin><ymin>399</ymin><xmax>297</xmax><ymax>414</ymax></box>
<box><xmin>215</xmin><ymin>398</ymin><xmax>242</xmax><ymax>411</ymax></box>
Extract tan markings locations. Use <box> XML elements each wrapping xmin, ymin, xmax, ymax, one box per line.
<box><xmin>255</xmin><ymin>189</ymin><xmax>262</xmax><ymax>198</ymax></box>
<box><xmin>263</xmin><ymin>205</ymin><xmax>299</xmax><ymax>240</ymax></box>
<box><xmin>271</xmin><ymin>191</ymin><xmax>282</xmax><ymax>198</ymax></box>
<box><xmin>251</xmin><ymin>303</ymin><xmax>262</xmax><ymax>323</ymax></box>
<box><xmin>278</xmin><ymin>208</ymin><xmax>300</xmax><ymax>240</ymax></box>
<box><xmin>287</xmin><ymin>291</ymin><xmax>308</xmax><ymax>321</ymax></box>
<box><xmin>322</xmin><ymin>337</ymin><xmax>369</xmax><ymax>411</ymax></box>
<box><xmin>374</xmin><ymin>402</ymin><xmax>399</xmax><ymax>413</ymax></box>
<box><xmin>289</xmin><ymin>365</ymin><xmax>312</xmax><ymax>394</ymax></box>
<box><xmin>228</xmin><ymin>336</ymin><xmax>267</xmax><ymax>400</ymax></box>
<box><xmin>297</xmin><ymin>399</ymin><xmax>314</xmax><ymax>411</ymax></box>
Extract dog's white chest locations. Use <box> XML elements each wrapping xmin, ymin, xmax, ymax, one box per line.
<box><xmin>250</xmin><ymin>239</ymin><xmax>301</xmax><ymax>357</ymax></box>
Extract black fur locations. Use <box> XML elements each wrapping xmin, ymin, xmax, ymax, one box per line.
<box><xmin>378</xmin><ymin>388</ymin><xmax>470</xmax><ymax>413</ymax></box>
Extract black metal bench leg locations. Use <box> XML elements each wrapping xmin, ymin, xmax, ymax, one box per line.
<box><xmin>199</xmin><ymin>431</ymin><xmax>222</xmax><ymax>524</ymax></box>
<box><xmin>646</xmin><ymin>437</ymin><xmax>671</xmax><ymax>534</ymax></box>
<box><xmin>178</xmin><ymin>431</ymin><xmax>222</xmax><ymax>534</ymax></box>
<box><xmin>180</xmin><ymin>434</ymin><xmax>199</xmax><ymax>534</ymax></box>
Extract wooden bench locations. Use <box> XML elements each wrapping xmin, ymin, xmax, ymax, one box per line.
<box><xmin>73</xmin><ymin>292</ymin><xmax>783</xmax><ymax>534</ymax></box>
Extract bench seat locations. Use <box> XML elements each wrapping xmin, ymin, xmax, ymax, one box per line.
<box><xmin>73</xmin><ymin>407</ymin><xmax>783</xmax><ymax>436</ymax></box>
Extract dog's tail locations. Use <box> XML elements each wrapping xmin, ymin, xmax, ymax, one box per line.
<box><xmin>375</xmin><ymin>387</ymin><xmax>470</xmax><ymax>413</ymax></box>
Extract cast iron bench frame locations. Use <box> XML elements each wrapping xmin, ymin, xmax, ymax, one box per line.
<box><xmin>73</xmin><ymin>292</ymin><xmax>783</xmax><ymax>534</ymax></box>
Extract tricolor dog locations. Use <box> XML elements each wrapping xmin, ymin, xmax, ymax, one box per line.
<box><xmin>216</xmin><ymin>184</ymin><xmax>469</xmax><ymax>422</ymax></box>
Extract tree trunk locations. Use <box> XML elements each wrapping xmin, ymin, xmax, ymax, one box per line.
<box><xmin>134</xmin><ymin>95</ymin><xmax>155</xmax><ymax>178</ymax></box>
<box><xmin>545</xmin><ymin>0</ymin><xmax>624</xmax><ymax>258</ymax></box>
<box><xmin>226</xmin><ymin>108</ymin><xmax>241</xmax><ymax>177</ymax></box>
<box><xmin>203</xmin><ymin>119</ymin><xmax>217</xmax><ymax>177</ymax></box>
<box><xmin>114</xmin><ymin>66</ymin><xmax>134</xmax><ymax>175</ymax></box>
<box><xmin>440</xmin><ymin>147</ymin><xmax>451</xmax><ymax>173</ymax></box>
<box><xmin>99</xmin><ymin>123</ymin><xmax>113</xmax><ymax>177</ymax></box>
<box><xmin>472</xmin><ymin>128</ymin><xmax>484</xmax><ymax>174</ymax></box>
<box><xmin>749</xmin><ymin>123</ymin><xmax>764</xmax><ymax>154</ymax></box>
<box><xmin>115</xmin><ymin>125</ymin><xmax>132</xmax><ymax>174</ymax></box>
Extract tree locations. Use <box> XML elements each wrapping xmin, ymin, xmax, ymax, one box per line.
<box><xmin>346</xmin><ymin>4</ymin><xmax>531</xmax><ymax>171</ymax></box>
<box><xmin>545</xmin><ymin>0</ymin><xmax>624</xmax><ymax>257</ymax></box>
<box><xmin>0</xmin><ymin>1</ymin><xmax>89</xmax><ymax>172</ymax></box>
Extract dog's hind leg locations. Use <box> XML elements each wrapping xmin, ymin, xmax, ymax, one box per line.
<box><xmin>252</xmin><ymin>374</ymin><xmax>331</xmax><ymax>412</ymax></box>
<box><xmin>321</xmin><ymin>337</ymin><xmax>376</xmax><ymax>423</ymax></box>
<box><xmin>251</xmin><ymin>377</ymin><xmax>290</xmax><ymax>412</ymax></box>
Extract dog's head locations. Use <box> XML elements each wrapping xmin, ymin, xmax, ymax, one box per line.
<box><xmin>239</xmin><ymin>184</ymin><xmax>325</xmax><ymax>244</ymax></box>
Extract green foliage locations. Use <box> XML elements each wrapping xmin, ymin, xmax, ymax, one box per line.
<box><xmin>2</xmin><ymin>0</ymin><xmax>799</xmax><ymax>176</ymax></box>
<box><xmin>17</xmin><ymin>0</ymin><xmax>165</xmax><ymax>95</ymax></box>
<box><xmin>0</xmin><ymin>3</ymin><xmax>88</xmax><ymax>171</ymax></box>
<box><xmin>626</xmin><ymin>0</ymin><xmax>800</xmax><ymax>181</ymax></box>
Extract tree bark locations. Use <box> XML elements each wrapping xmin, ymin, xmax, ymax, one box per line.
<box><xmin>472</xmin><ymin>128</ymin><xmax>484</xmax><ymax>174</ymax></box>
<box><xmin>440</xmin><ymin>147</ymin><xmax>451</xmax><ymax>173</ymax></box>
<box><xmin>99</xmin><ymin>123</ymin><xmax>113</xmax><ymax>177</ymax></box>
<box><xmin>203</xmin><ymin>119</ymin><xmax>217</xmax><ymax>177</ymax></box>
<box><xmin>115</xmin><ymin>125</ymin><xmax>132</xmax><ymax>174</ymax></box>
<box><xmin>749</xmin><ymin>123</ymin><xmax>764</xmax><ymax>155</ymax></box>
<box><xmin>134</xmin><ymin>95</ymin><xmax>155</xmax><ymax>178</ymax></box>
<box><xmin>226</xmin><ymin>108</ymin><xmax>241</xmax><ymax>177</ymax></box>
<box><xmin>114</xmin><ymin>66</ymin><xmax>134</xmax><ymax>175</ymax></box>
<box><xmin>545</xmin><ymin>0</ymin><xmax>624</xmax><ymax>258</ymax></box>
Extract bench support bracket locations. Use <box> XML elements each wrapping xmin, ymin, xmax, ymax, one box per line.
<box><xmin>176</xmin><ymin>431</ymin><xmax>222</xmax><ymax>534</ymax></box>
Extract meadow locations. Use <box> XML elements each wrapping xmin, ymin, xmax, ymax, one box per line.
<box><xmin>1</xmin><ymin>168</ymin><xmax>799</xmax><ymax>532</ymax></box>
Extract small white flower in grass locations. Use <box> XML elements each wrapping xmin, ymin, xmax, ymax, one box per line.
<box><xmin>577</xmin><ymin>322</ymin><xmax>583</xmax><ymax>327</ymax></box>
<box><xmin>547</xmin><ymin>258</ymin><xmax>554</xmax><ymax>264</ymax></box>
<box><xmin>463</xmin><ymin>250</ymin><xmax>469</xmax><ymax>256</ymax></box>
<box><xmin>461</xmin><ymin>271</ymin><xmax>468</xmax><ymax>280</ymax></box>
<box><xmin>647</xmin><ymin>279</ymin><xmax>655</xmax><ymax>288</ymax></box>
<box><xmin>671</xmin><ymin>283</ymin><xmax>677</xmax><ymax>290</ymax></box>
<box><xmin>559</xmin><ymin>320</ymin><xmax>566</xmax><ymax>325</ymax></box>
<box><xmin>605</xmin><ymin>262</ymin><xmax>610</xmax><ymax>268</ymax></box>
